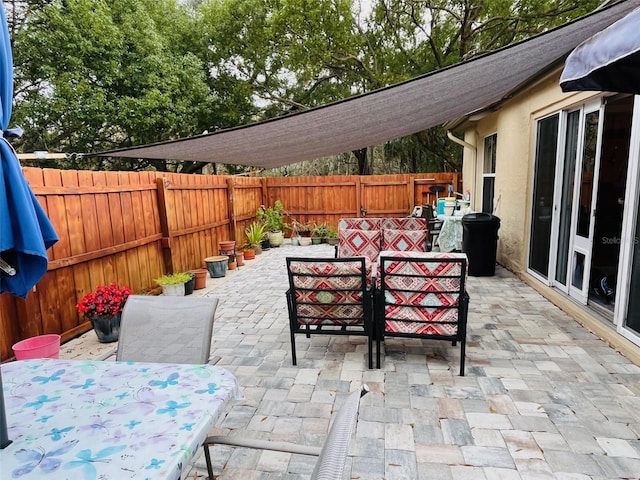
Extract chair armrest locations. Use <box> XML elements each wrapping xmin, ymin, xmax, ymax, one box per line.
<box><xmin>204</xmin><ymin>436</ymin><xmax>322</xmax><ymax>457</ymax></box>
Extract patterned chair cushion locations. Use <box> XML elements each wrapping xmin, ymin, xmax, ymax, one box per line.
<box><xmin>338</xmin><ymin>218</ymin><xmax>382</xmax><ymax>231</ymax></box>
<box><xmin>337</xmin><ymin>229</ymin><xmax>381</xmax><ymax>262</ymax></box>
<box><xmin>379</xmin><ymin>251</ymin><xmax>468</xmax><ymax>335</ymax></box>
<box><xmin>382</xmin><ymin>229</ymin><xmax>428</xmax><ymax>252</ymax></box>
<box><xmin>289</xmin><ymin>260</ymin><xmax>366</xmax><ymax>326</ymax></box>
<box><xmin>381</xmin><ymin>217</ymin><xmax>427</xmax><ymax>230</ymax></box>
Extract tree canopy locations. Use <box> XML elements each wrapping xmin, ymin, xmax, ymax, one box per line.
<box><xmin>5</xmin><ymin>0</ymin><xmax>602</xmax><ymax>173</ymax></box>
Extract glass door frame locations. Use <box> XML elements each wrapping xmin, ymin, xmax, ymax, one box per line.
<box><xmin>616</xmin><ymin>98</ymin><xmax>640</xmax><ymax>345</ymax></box>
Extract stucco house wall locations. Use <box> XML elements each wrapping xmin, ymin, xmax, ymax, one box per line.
<box><xmin>458</xmin><ymin>70</ymin><xmax>640</xmax><ymax>365</ymax></box>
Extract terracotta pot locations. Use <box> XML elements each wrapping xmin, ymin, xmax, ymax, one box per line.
<box><xmin>218</xmin><ymin>240</ymin><xmax>236</xmax><ymax>255</ymax></box>
<box><xmin>192</xmin><ymin>269</ymin><xmax>208</xmax><ymax>289</ymax></box>
<box><xmin>236</xmin><ymin>250</ymin><xmax>244</xmax><ymax>266</ymax></box>
<box><xmin>253</xmin><ymin>244</ymin><xmax>262</xmax><ymax>255</ymax></box>
<box><xmin>228</xmin><ymin>260</ymin><xmax>237</xmax><ymax>270</ymax></box>
<box><xmin>244</xmin><ymin>249</ymin><xmax>255</xmax><ymax>260</ymax></box>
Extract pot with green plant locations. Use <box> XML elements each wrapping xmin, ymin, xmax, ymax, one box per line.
<box><xmin>154</xmin><ymin>272</ymin><xmax>192</xmax><ymax>296</ymax></box>
<box><xmin>324</xmin><ymin>225</ymin><xmax>339</xmax><ymax>245</ymax></box>
<box><xmin>257</xmin><ymin>200</ymin><xmax>289</xmax><ymax>247</ymax></box>
<box><xmin>245</xmin><ymin>221</ymin><xmax>265</xmax><ymax>255</ymax></box>
<box><xmin>311</xmin><ymin>222</ymin><xmax>329</xmax><ymax>245</ymax></box>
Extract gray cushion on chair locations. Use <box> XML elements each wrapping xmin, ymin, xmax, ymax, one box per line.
<box><xmin>115</xmin><ymin>295</ymin><xmax>218</xmax><ymax>364</ymax></box>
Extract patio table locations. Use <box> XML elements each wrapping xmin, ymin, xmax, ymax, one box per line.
<box><xmin>0</xmin><ymin>358</ymin><xmax>242</xmax><ymax>480</ymax></box>
<box><xmin>436</xmin><ymin>214</ymin><xmax>464</xmax><ymax>252</ymax></box>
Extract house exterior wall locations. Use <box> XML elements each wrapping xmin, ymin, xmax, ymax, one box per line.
<box><xmin>462</xmin><ymin>72</ymin><xmax>594</xmax><ymax>273</ymax></box>
<box><xmin>460</xmin><ymin>71</ymin><xmax>640</xmax><ymax>365</ymax></box>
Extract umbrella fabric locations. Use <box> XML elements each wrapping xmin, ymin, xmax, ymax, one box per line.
<box><xmin>560</xmin><ymin>7</ymin><xmax>640</xmax><ymax>94</ymax></box>
<box><xmin>0</xmin><ymin>3</ymin><xmax>58</xmax><ymax>299</ymax></box>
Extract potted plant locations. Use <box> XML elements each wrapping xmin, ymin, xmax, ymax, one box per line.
<box><xmin>243</xmin><ymin>244</ymin><xmax>256</xmax><ymax>260</ymax></box>
<box><xmin>245</xmin><ymin>221</ymin><xmax>265</xmax><ymax>254</ymax></box>
<box><xmin>257</xmin><ymin>200</ymin><xmax>289</xmax><ymax>247</ymax></box>
<box><xmin>291</xmin><ymin>219</ymin><xmax>312</xmax><ymax>246</ymax></box>
<box><xmin>76</xmin><ymin>283</ymin><xmax>132</xmax><ymax>343</ymax></box>
<box><xmin>324</xmin><ymin>225</ymin><xmax>339</xmax><ymax>245</ymax></box>
<box><xmin>311</xmin><ymin>222</ymin><xmax>329</xmax><ymax>245</ymax></box>
<box><xmin>154</xmin><ymin>272</ymin><xmax>192</xmax><ymax>296</ymax></box>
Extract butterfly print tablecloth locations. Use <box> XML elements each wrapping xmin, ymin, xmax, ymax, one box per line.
<box><xmin>0</xmin><ymin>358</ymin><xmax>242</xmax><ymax>479</ymax></box>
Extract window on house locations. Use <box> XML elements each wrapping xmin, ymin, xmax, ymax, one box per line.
<box><xmin>482</xmin><ymin>134</ymin><xmax>497</xmax><ymax>213</ymax></box>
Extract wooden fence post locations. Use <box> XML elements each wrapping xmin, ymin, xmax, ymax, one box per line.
<box><xmin>355</xmin><ymin>176</ymin><xmax>362</xmax><ymax>216</ymax></box>
<box><xmin>226</xmin><ymin>177</ymin><xmax>237</xmax><ymax>242</ymax></box>
<box><xmin>155</xmin><ymin>177</ymin><xmax>173</xmax><ymax>274</ymax></box>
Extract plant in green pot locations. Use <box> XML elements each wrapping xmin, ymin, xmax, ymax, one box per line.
<box><xmin>154</xmin><ymin>272</ymin><xmax>192</xmax><ymax>296</ymax></box>
<box><xmin>257</xmin><ymin>200</ymin><xmax>289</xmax><ymax>247</ymax></box>
<box><xmin>311</xmin><ymin>222</ymin><xmax>328</xmax><ymax>244</ymax></box>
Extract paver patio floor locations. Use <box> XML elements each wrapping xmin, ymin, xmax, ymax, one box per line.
<box><xmin>64</xmin><ymin>242</ymin><xmax>640</xmax><ymax>479</ymax></box>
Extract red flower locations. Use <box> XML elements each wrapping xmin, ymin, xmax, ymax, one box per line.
<box><xmin>76</xmin><ymin>283</ymin><xmax>132</xmax><ymax>317</ymax></box>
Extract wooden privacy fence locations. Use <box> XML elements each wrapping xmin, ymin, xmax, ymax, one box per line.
<box><xmin>0</xmin><ymin>168</ymin><xmax>459</xmax><ymax>359</ymax></box>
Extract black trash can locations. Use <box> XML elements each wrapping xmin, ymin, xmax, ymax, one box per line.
<box><xmin>462</xmin><ymin>213</ymin><xmax>501</xmax><ymax>276</ymax></box>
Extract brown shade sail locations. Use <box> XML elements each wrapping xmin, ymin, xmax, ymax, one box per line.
<box><xmin>99</xmin><ymin>0</ymin><xmax>640</xmax><ymax>169</ymax></box>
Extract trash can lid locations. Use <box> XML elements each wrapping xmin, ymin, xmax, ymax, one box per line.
<box><xmin>462</xmin><ymin>212</ymin><xmax>501</xmax><ymax>223</ymax></box>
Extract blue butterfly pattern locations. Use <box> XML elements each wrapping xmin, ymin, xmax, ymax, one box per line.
<box><xmin>12</xmin><ymin>440</ymin><xmax>78</xmax><ymax>477</ymax></box>
<box><xmin>157</xmin><ymin>400</ymin><xmax>191</xmax><ymax>417</ymax></box>
<box><xmin>31</xmin><ymin>369</ymin><xmax>65</xmax><ymax>385</ymax></box>
<box><xmin>195</xmin><ymin>383</ymin><xmax>220</xmax><ymax>395</ymax></box>
<box><xmin>145</xmin><ymin>458</ymin><xmax>165</xmax><ymax>470</ymax></box>
<box><xmin>148</xmin><ymin>372</ymin><xmax>179</xmax><ymax>389</ymax></box>
<box><xmin>24</xmin><ymin>395</ymin><xmax>61</xmax><ymax>411</ymax></box>
<box><xmin>46</xmin><ymin>426</ymin><xmax>74</xmax><ymax>441</ymax></box>
<box><xmin>71</xmin><ymin>378</ymin><xmax>95</xmax><ymax>390</ymax></box>
<box><xmin>63</xmin><ymin>445</ymin><xmax>127</xmax><ymax>479</ymax></box>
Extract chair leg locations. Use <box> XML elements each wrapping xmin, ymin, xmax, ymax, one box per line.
<box><xmin>290</xmin><ymin>328</ymin><xmax>297</xmax><ymax>365</ymax></box>
<box><xmin>204</xmin><ymin>443</ymin><xmax>215</xmax><ymax>480</ymax></box>
<box><xmin>459</xmin><ymin>338</ymin><xmax>466</xmax><ymax>376</ymax></box>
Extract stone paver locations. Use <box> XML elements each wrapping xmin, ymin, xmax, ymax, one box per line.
<box><xmin>62</xmin><ymin>242</ymin><xmax>640</xmax><ymax>479</ymax></box>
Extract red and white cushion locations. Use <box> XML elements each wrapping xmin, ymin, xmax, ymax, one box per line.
<box><xmin>382</xmin><ymin>229</ymin><xmax>428</xmax><ymax>252</ymax></box>
<box><xmin>338</xmin><ymin>218</ymin><xmax>382</xmax><ymax>231</ymax></box>
<box><xmin>381</xmin><ymin>217</ymin><xmax>427</xmax><ymax>230</ymax></box>
<box><xmin>337</xmin><ymin>229</ymin><xmax>381</xmax><ymax>262</ymax></box>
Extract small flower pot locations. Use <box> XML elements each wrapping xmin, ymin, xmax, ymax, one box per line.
<box><xmin>291</xmin><ymin>236</ymin><xmax>300</xmax><ymax>246</ymax></box>
<box><xmin>219</xmin><ymin>240</ymin><xmax>236</xmax><ymax>255</ymax></box>
<box><xmin>236</xmin><ymin>250</ymin><xmax>244</xmax><ymax>266</ymax></box>
<box><xmin>299</xmin><ymin>237</ymin><xmax>312</xmax><ymax>246</ymax></box>
<box><xmin>244</xmin><ymin>249</ymin><xmax>256</xmax><ymax>260</ymax></box>
<box><xmin>184</xmin><ymin>273</ymin><xmax>196</xmax><ymax>295</ymax></box>
<box><xmin>311</xmin><ymin>237</ymin><xmax>322</xmax><ymax>245</ymax></box>
<box><xmin>192</xmin><ymin>269</ymin><xmax>208</xmax><ymax>289</ymax></box>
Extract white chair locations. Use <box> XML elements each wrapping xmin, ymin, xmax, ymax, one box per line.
<box><xmin>116</xmin><ymin>295</ymin><xmax>218</xmax><ymax>364</ymax></box>
<box><xmin>203</xmin><ymin>385</ymin><xmax>369</xmax><ymax>480</ymax></box>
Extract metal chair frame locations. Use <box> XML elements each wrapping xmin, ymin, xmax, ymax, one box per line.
<box><xmin>376</xmin><ymin>254</ymin><xmax>469</xmax><ymax>375</ymax></box>
<box><xmin>286</xmin><ymin>257</ymin><xmax>374</xmax><ymax>369</ymax></box>
<box><xmin>203</xmin><ymin>385</ymin><xmax>369</xmax><ymax>480</ymax></box>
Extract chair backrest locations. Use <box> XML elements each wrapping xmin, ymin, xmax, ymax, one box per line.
<box><xmin>116</xmin><ymin>295</ymin><xmax>218</xmax><ymax>364</ymax></box>
<box><xmin>310</xmin><ymin>385</ymin><xmax>369</xmax><ymax>480</ymax></box>
<box><xmin>380</xmin><ymin>217</ymin><xmax>428</xmax><ymax>252</ymax></box>
<box><xmin>337</xmin><ymin>218</ymin><xmax>383</xmax><ymax>261</ymax></box>
<box><xmin>287</xmin><ymin>258</ymin><xmax>369</xmax><ymax>327</ymax></box>
<box><xmin>378</xmin><ymin>251</ymin><xmax>468</xmax><ymax>338</ymax></box>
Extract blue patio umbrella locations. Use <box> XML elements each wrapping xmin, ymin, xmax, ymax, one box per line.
<box><xmin>0</xmin><ymin>3</ymin><xmax>58</xmax><ymax>449</ymax></box>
